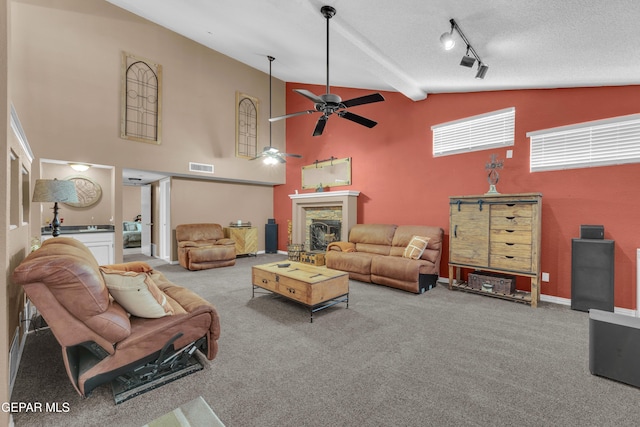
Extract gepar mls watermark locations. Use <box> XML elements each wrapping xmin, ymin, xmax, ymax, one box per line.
<box><xmin>1</xmin><ymin>402</ymin><xmax>70</xmax><ymax>413</ymax></box>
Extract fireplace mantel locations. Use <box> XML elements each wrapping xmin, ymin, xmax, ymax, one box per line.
<box><xmin>289</xmin><ymin>191</ymin><xmax>360</xmax><ymax>247</ymax></box>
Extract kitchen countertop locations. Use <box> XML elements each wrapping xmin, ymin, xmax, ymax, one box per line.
<box><xmin>41</xmin><ymin>225</ymin><xmax>115</xmax><ymax>234</ymax></box>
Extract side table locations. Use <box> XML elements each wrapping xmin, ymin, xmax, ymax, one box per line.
<box><xmin>224</xmin><ymin>226</ymin><xmax>258</xmax><ymax>256</ymax></box>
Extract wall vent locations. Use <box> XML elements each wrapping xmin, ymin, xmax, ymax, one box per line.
<box><xmin>189</xmin><ymin>162</ymin><xmax>214</xmax><ymax>174</ymax></box>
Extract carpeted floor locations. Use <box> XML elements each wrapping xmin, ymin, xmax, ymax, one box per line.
<box><xmin>11</xmin><ymin>253</ymin><xmax>640</xmax><ymax>426</ymax></box>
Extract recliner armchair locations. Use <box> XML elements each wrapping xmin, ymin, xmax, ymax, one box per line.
<box><xmin>12</xmin><ymin>237</ymin><xmax>220</xmax><ymax>403</ymax></box>
<box><xmin>176</xmin><ymin>223</ymin><xmax>236</xmax><ymax>270</ymax></box>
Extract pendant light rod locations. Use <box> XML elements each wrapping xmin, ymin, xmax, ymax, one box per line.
<box><xmin>321</xmin><ymin>5</ymin><xmax>336</xmax><ymax>95</ymax></box>
<box><xmin>268</xmin><ymin>55</ymin><xmax>274</xmax><ymax>148</ymax></box>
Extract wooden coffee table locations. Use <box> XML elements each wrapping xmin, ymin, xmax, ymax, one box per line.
<box><xmin>252</xmin><ymin>261</ymin><xmax>349</xmax><ymax>322</ymax></box>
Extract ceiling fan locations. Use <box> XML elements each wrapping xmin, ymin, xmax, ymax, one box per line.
<box><xmin>252</xmin><ymin>56</ymin><xmax>302</xmax><ymax>164</ymax></box>
<box><xmin>269</xmin><ymin>5</ymin><xmax>385</xmax><ymax>137</ymax></box>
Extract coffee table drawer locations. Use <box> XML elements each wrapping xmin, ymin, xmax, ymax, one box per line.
<box><xmin>278</xmin><ymin>276</ymin><xmax>310</xmax><ymax>304</ymax></box>
<box><xmin>252</xmin><ymin>268</ymin><xmax>279</xmax><ymax>293</ymax></box>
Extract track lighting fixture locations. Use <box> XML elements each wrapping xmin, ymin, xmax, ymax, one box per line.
<box><xmin>440</xmin><ymin>18</ymin><xmax>489</xmax><ymax>79</ymax></box>
<box><xmin>439</xmin><ymin>21</ymin><xmax>455</xmax><ymax>50</ymax></box>
<box><xmin>476</xmin><ymin>63</ymin><xmax>489</xmax><ymax>79</ymax></box>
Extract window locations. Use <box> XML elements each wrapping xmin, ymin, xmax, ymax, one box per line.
<box><xmin>528</xmin><ymin>113</ymin><xmax>640</xmax><ymax>172</ymax></box>
<box><xmin>432</xmin><ymin>107</ymin><xmax>515</xmax><ymax>157</ymax></box>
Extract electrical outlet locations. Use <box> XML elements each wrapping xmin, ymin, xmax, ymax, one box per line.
<box><xmin>542</xmin><ymin>272</ymin><xmax>550</xmax><ymax>282</ymax></box>
<box><xmin>506</xmin><ymin>149</ymin><xmax>513</xmax><ymax>158</ymax></box>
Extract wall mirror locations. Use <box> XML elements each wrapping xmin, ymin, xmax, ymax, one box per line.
<box><xmin>302</xmin><ymin>157</ymin><xmax>351</xmax><ymax>190</ymax></box>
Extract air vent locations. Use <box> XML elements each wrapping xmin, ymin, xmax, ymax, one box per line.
<box><xmin>189</xmin><ymin>162</ymin><xmax>214</xmax><ymax>174</ymax></box>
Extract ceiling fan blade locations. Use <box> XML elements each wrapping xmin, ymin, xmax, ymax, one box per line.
<box><xmin>313</xmin><ymin>116</ymin><xmax>328</xmax><ymax>136</ymax></box>
<box><xmin>338</xmin><ymin>111</ymin><xmax>378</xmax><ymax>128</ymax></box>
<box><xmin>276</xmin><ymin>155</ymin><xmax>286</xmax><ymax>164</ymax></box>
<box><xmin>342</xmin><ymin>93</ymin><xmax>385</xmax><ymax>108</ymax></box>
<box><xmin>282</xmin><ymin>153</ymin><xmax>303</xmax><ymax>158</ymax></box>
<box><xmin>269</xmin><ymin>110</ymin><xmax>317</xmax><ymax>122</ymax></box>
<box><xmin>294</xmin><ymin>89</ymin><xmax>324</xmax><ymax>104</ymax></box>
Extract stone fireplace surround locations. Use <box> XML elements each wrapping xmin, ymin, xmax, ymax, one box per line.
<box><xmin>289</xmin><ymin>191</ymin><xmax>360</xmax><ymax>249</ymax></box>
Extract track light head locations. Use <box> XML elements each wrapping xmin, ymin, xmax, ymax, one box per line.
<box><xmin>460</xmin><ymin>55</ymin><xmax>476</xmax><ymax>68</ymax></box>
<box><xmin>476</xmin><ymin>63</ymin><xmax>489</xmax><ymax>79</ymax></box>
<box><xmin>440</xmin><ymin>31</ymin><xmax>455</xmax><ymax>50</ymax></box>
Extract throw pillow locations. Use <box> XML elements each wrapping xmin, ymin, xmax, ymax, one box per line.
<box><xmin>403</xmin><ymin>236</ymin><xmax>430</xmax><ymax>260</ymax></box>
<box><xmin>100</xmin><ymin>267</ymin><xmax>174</xmax><ymax>318</ymax></box>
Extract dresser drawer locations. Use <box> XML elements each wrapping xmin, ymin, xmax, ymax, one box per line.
<box><xmin>490</xmin><ymin>215</ymin><xmax>532</xmax><ymax>230</ymax></box>
<box><xmin>490</xmin><ymin>229</ymin><xmax>532</xmax><ymax>244</ymax></box>
<box><xmin>491</xmin><ymin>204</ymin><xmax>533</xmax><ymax>217</ymax></box>
<box><xmin>490</xmin><ymin>242</ymin><xmax>532</xmax><ymax>258</ymax></box>
<box><xmin>490</xmin><ymin>254</ymin><xmax>532</xmax><ymax>272</ymax></box>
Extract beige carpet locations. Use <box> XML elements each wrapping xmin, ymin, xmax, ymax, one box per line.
<box><xmin>143</xmin><ymin>396</ymin><xmax>224</xmax><ymax>427</ymax></box>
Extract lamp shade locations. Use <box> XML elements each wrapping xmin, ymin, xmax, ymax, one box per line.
<box><xmin>32</xmin><ymin>179</ymin><xmax>79</xmax><ymax>203</ymax></box>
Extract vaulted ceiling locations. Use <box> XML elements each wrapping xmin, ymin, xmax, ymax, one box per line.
<box><xmin>106</xmin><ymin>0</ymin><xmax>640</xmax><ymax>102</ymax></box>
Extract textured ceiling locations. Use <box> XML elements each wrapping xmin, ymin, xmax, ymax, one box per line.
<box><xmin>107</xmin><ymin>0</ymin><xmax>640</xmax><ymax>102</ymax></box>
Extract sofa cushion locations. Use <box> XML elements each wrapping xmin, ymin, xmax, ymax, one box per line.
<box><xmin>176</xmin><ymin>223</ymin><xmax>224</xmax><ymax>242</ymax></box>
<box><xmin>349</xmin><ymin>224</ymin><xmax>397</xmax><ymax>245</ymax></box>
<box><xmin>100</xmin><ymin>268</ymin><xmax>174</xmax><ymax>318</ymax></box>
<box><xmin>325</xmin><ymin>251</ymin><xmax>377</xmax><ymax>276</ymax></box>
<box><xmin>403</xmin><ymin>236</ymin><xmax>430</xmax><ymax>260</ymax></box>
<box><xmin>390</xmin><ymin>225</ymin><xmax>444</xmax><ymax>262</ymax></box>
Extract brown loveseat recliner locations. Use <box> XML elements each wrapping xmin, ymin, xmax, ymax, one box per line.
<box><xmin>176</xmin><ymin>223</ymin><xmax>236</xmax><ymax>270</ymax></box>
<box><xmin>12</xmin><ymin>237</ymin><xmax>220</xmax><ymax>403</ymax></box>
<box><xmin>325</xmin><ymin>224</ymin><xmax>444</xmax><ymax>293</ymax></box>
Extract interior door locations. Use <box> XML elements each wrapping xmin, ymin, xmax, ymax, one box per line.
<box><xmin>140</xmin><ymin>184</ymin><xmax>152</xmax><ymax>256</ymax></box>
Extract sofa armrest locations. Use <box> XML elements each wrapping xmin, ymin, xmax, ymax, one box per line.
<box><xmin>101</xmin><ymin>261</ymin><xmax>153</xmax><ymax>273</ymax></box>
<box><xmin>327</xmin><ymin>242</ymin><xmax>356</xmax><ymax>252</ymax></box>
<box><xmin>216</xmin><ymin>238</ymin><xmax>235</xmax><ymax>246</ymax></box>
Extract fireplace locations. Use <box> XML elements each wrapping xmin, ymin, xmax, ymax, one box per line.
<box><xmin>309</xmin><ymin>220</ymin><xmax>342</xmax><ymax>251</ymax></box>
<box><xmin>289</xmin><ymin>191</ymin><xmax>360</xmax><ymax>249</ymax></box>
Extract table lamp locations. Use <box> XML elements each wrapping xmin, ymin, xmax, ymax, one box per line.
<box><xmin>32</xmin><ymin>178</ymin><xmax>79</xmax><ymax>237</ymax></box>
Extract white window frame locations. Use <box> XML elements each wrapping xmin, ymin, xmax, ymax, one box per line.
<box><xmin>527</xmin><ymin>113</ymin><xmax>640</xmax><ymax>172</ymax></box>
<box><xmin>432</xmin><ymin>107</ymin><xmax>515</xmax><ymax>157</ymax></box>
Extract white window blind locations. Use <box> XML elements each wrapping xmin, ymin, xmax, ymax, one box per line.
<box><xmin>432</xmin><ymin>107</ymin><xmax>515</xmax><ymax>157</ymax></box>
<box><xmin>528</xmin><ymin>113</ymin><xmax>640</xmax><ymax>172</ymax></box>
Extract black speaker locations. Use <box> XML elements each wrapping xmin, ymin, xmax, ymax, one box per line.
<box><xmin>265</xmin><ymin>222</ymin><xmax>278</xmax><ymax>253</ymax></box>
<box><xmin>580</xmin><ymin>224</ymin><xmax>604</xmax><ymax>239</ymax></box>
<box><xmin>571</xmin><ymin>239</ymin><xmax>614</xmax><ymax>312</ymax></box>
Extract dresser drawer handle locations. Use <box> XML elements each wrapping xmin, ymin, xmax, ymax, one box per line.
<box><xmin>505</xmin><ymin>230</ymin><xmax>515</xmax><ymax>233</ymax></box>
<box><xmin>506</xmin><ymin>216</ymin><xmax>515</xmax><ymax>220</ymax></box>
<box><xmin>262</xmin><ymin>279</ymin><xmax>268</xmax><ymax>284</ymax></box>
<box><xmin>287</xmin><ymin>288</ymin><xmax>296</xmax><ymax>294</ymax></box>
<box><xmin>505</xmin><ymin>243</ymin><xmax>514</xmax><ymax>246</ymax></box>
<box><xmin>505</xmin><ymin>256</ymin><xmax>514</xmax><ymax>259</ymax></box>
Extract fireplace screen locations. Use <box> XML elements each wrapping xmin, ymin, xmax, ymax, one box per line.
<box><xmin>309</xmin><ymin>220</ymin><xmax>342</xmax><ymax>252</ymax></box>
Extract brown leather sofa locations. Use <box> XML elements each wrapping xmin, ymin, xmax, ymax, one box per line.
<box><xmin>325</xmin><ymin>224</ymin><xmax>444</xmax><ymax>293</ymax></box>
<box><xmin>12</xmin><ymin>237</ymin><xmax>220</xmax><ymax>402</ymax></box>
<box><xmin>176</xmin><ymin>223</ymin><xmax>236</xmax><ymax>270</ymax></box>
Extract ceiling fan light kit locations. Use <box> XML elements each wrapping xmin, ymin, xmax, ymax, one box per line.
<box><xmin>268</xmin><ymin>5</ymin><xmax>385</xmax><ymax>136</ymax></box>
<box><xmin>441</xmin><ymin>18</ymin><xmax>489</xmax><ymax>79</ymax></box>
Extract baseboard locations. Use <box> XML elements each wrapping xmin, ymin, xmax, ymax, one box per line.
<box><xmin>540</xmin><ymin>294</ymin><xmax>571</xmax><ymax>306</ymax></box>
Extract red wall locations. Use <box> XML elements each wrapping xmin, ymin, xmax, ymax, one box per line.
<box><xmin>273</xmin><ymin>83</ymin><xmax>640</xmax><ymax>309</ymax></box>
